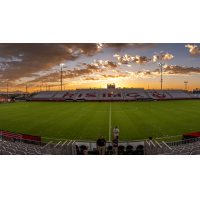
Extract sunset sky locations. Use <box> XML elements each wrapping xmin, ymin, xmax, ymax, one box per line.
<box><xmin>1</xmin><ymin>43</ymin><xmax>200</xmax><ymax>92</ymax></box>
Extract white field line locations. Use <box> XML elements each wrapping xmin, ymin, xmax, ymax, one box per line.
<box><xmin>42</xmin><ymin>137</ymin><xmax>68</xmax><ymax>140</ymax></box>
<box><xmin>144</xmin><ymin>135</ymin><xmax>183</xmax><ymax>141</ymax></box>
<box><xmin>109</xmin><ymin>102</ymin><xmax>111</xmax><ymax>142</ymax></box>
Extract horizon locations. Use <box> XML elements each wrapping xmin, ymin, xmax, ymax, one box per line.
<box><xmin>1</xmin><ymin>43</ymin><xmax>200</xmax><ymax>93</ymax></box>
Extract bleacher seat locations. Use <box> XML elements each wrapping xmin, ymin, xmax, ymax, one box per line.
<box><xmin>53</xmin><ymin>91</ymin><xmax>77</xmax><ymax>100</ymax></box>
<box><xmin>124</xmin><ymin>89</ymin><xmax>149</xmax><ymax>99</ymax></box>
<box><xmin>100</xmin><ymin>89</ymin><xmax>123</xmax><ymax>100</ymax></box>
<box><xmin>2</xmin><ymin>150</ymin><xmax>12</xmax><ymax>155</ymax></box>
<box><xmin>75</xmin><ymin>89</ymin><xmax>100</xmax><ymax>100</ymax></box>
<box><xmin>190</xmin><ymin>150</ymin><xmax>200</xmax><ymax>155</ymax></box>
<box><xmin>146</xmin><ymin>90</ymin><xmax>171</xmax><ymax>99</ymax></box>
<box><xmin>0</xmin><ymin>140</ymin><xmax>46</xmax><ymax>155</ymax></box>
<box><xmin>193</xmin><ymin>94</ymin><xmax>200</xmax><ymax>98</ymax></box>
<box><xmin>166</xmin><ymin>90</ymin><xmax>192</xmax><ymax>98</ymax></box>
<box><xmin>32</xmin><ymin>91</ymin><xmax>58</xmax><ymax>100</ymax></box>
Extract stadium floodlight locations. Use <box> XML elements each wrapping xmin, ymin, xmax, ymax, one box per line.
<box><xmin>58</xmin><ymin>63</ymin><xmax>65</xmax><ymax>91</ymax></box>
<box><xmin>158</xmin><ymin>63</ymin><xmax>165</xmax><ymax>90</ymax></box>
<box><xmin>184</xmin><ymin>81</ymin><xmax>188</xmax><ymax>90</ymax></box>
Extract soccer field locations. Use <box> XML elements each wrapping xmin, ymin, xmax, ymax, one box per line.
<box><xmin>0</xmin><ymin>100</ymin><xmax>200</xmax><ymax>143</ymax></box>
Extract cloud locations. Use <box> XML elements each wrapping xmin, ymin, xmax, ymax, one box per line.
<box><xmin>101</xmin><ymin>43</ymin><xmax>158</xmax><ymax>50</ymax></box>
<box><xmin>153</xmin><ymin>52</ymin><xmax>174</xmax><ymax>62</ymax></box>
<box><xmin>0</xmin><ymin>43</ymin><xmax>160</xmax><ymax>85</ymax></box>
<box><xmin>135</xmin><ymin>65</ymin><xmax>200</xmax><ymax>76</ymax></box>
<box><xmin>0</xmin><ymin>43</ymin><xmax>102</xmax><ymax>81</ymax></box>
<box><xmin>185</xmin><ymin>44</ymin><xmax>200</xmax><ymax>56</ymax></box>
<box><xmin>130</xmin><ymin>56</ymin><xmax>152</xmax><ymax>64</ymax></box>
<box><xmin>163</xmin><ymin>65</ymin><xmax>200</xmax><ymax>75</ymax></box>
<box><xmin>114</xmin><ymin>54</ymin><xmax>152</xmax><ymax>64</ymax></box>
<box><xmin>126</xmin><ymin>65</ymin><xmax>200</xmax><ymax>78</ymax></box>
<box><xmin>104</xmin><ymin>60</ymin><xmax>118</xmax><ymax>69</ymax></box>
<box><xmin>20</xmin><ymin>60</ymin><xmax>118</xmax><ymax>88</ymax></box>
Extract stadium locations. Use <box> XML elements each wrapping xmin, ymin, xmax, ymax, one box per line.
<box><xmin>1</xmin><ymin>42</ymin><xmax>200</xmax><ymax>156</ymax></box>
<box><xmin>1</xmin><ymin>83</ymin><xmax>200</xmax><ymax>155</ymax></box>
<box><xmin>3</xmin><ymin>5</ymin><xmax>200</xmax><ymax>200</ymax></box>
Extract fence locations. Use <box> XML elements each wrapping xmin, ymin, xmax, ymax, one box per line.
<box><xmin>144</xmin><ymin>137</ymin><xmax>200</xmax><ymax>155</ymax></box>
<box><xmin>61</xmin><ymin>140</ymin><xmax>68</xmax><ymax>155</ymax></box>
<box><xmin>144</xmin><ymin>140</ymin><xmax>156</xmax><ymax>155</ymax></box>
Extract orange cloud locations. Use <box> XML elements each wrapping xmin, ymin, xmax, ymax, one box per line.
<box><xmin>185</xmin><ymin>44</ymin><xmax>200</xmax><ymax>55</ymax></box>
<box><xmin>153</xmin><ymin>52</ymin><xmax>174</xmax><ymax>62</ymax></box>
<box><xmin>114</xmin><ymin>54</ymin><xmax>152</xmax><ymax>64</ymax></box>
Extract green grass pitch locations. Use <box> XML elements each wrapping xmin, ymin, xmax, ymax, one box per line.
<box><xmin>0</xmin><ymin>100</ymin><xmax>200</xmax><ymax>143</ymax></box>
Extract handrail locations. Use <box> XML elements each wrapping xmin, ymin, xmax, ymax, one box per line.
<box><xmin>155</xmin><ymin>140</ymin><xmax>162</xmax><ymax>154</ymax></box>
<box><xmin>150</xmin><ymin>140</ymin><xmax>156</xmax><ymax>155</ymax></box>
<box><xmin>162</xmin><ymin>141</ymin><xmax>172</xmax><ymax>153</ymax></box>
<box><xmin>155</xmin><ymin>140</ymin><xmax>162</xmax><ymax>148</ymax></box>
<box><xmin>72</xmin><ymin>141</ymin><xmax>76</xmax><ymax>155</ymax></box>
<box><xmin>54</xmin><ymin>141</ymin><xmax>62</xmax><ymax>148</ymax></box>
<box><xmin>61</xmin><ymin>140</ymin><xmax>68</xmax><ymax>155</ymax></box>
<box><xmin>42</xmin><ymin>141</ymin><xmax>53</xmax><ymax>149</ymax></box>
<box><xmin>61</xmin><ymin>140</ymin><xmax>68</xmax><ymax>147</ymax></box>
<box><xmin>67</xmin><ymin>140</ymin><xmax>73</xmax><ymax>155</ymax></box>
<box><xmin>54</xmin><ymin>141</ymin><xmax>62</xmax><ymax>154</ymax></box>
<box><xmin>144</xmin><ymin>140</ymin><xmax>150</xmax><ymax>155</ymax></box>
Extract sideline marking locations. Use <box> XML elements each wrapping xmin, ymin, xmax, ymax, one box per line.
<box><xmin>42</xmin><ymin>137</ymin><xmax>68</xmax><ymax>140</ymax></box>
<box><xmin>144</xmin><ymin>135</ymin><xmax>182</xmax><ymax>141</ymax></box>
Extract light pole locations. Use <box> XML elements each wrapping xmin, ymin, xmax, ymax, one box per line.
<box><xmin>158</xmin><ymin>63</ymin><xmax>165</xmax><ymax>90</ymax></box>
<box><xmin>7</xmin><ymin>82</ymin><xmax>8</xmax><ymax>96</ymax></box>
<box><xmin>184</xmin><ymin>81</ymin><xmax>188</xmax><ymax>90</ymax></box>
<box><xmin>26</xmin><ymin>83</ymin><xmax>28</xmax><ymax>93</ymax></box>
<box><xmin>59</xmin><ymin>63</ymin><xmax>65</xmax><ymax>91</ymax></box>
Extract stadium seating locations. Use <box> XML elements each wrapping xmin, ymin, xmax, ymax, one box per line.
<box><xmin>145</xmin><ymin>139</ymin><xmax>200</xmax><ymax>155</ymax></box>
<box><xmin>166</xmin><ymin>90</ymin><xmax>192</xmax><ymax>98</ymax></box>
<box><xmin>146</xmin><ymin>90</ymin><xmax>172</xmax><ymax>99</ymax></box>
<box><xmin>193</xmin><ymin>94</ymin><xmax>200</xmax><ymax>98</ymax></box>
<box><xmin>32</xmin><ymin>91</ymin><xmax>58</xmax><ymax>100</ymax></box>
<box><xmin>100</xmin><ymin>89</ymin><xmax>124</xmax><ymax>100</ymax></box>
<box><xmin>30</xmin><ymin>88</ymin><xmax>198</xmax><ymax>101</ymax></box>
<box><xmin>0</xmin><ymin>140</ymin><xmax>46</xmax><ymax>155</ymax></box>
<box><xmin>124</xmin><ymin>89</ymin><xmax>149</xmax><ymax>100</ymax></box>
<box><xmin>53</xmin><ymin>91</ymin><xmax>77</xmax><ymax>100</ymax></box>
<box><xmin>75</xmin><ymin>89</ymin><xmax>100</xmax><ymax>100</ymax></box>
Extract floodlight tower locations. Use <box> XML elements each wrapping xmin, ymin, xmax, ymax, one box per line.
<box><xmin>26</xmin><ymin>83</ymin><xmax>28</xmax><ymax>93</ymax></box>
<box><xmin>59</xmin><ymin>63</ymin><xmax>65</xmax><ymax>91</ymax></box>
<box><xmin>158</xmin><ymin>63</ymin><xmax>165</xmax><ymax>90</ymax></box>
<box><xmin>7</xmin><ymin>82</ymin><xmax>8</xmax><ymax>96</ymax></box>
<box><xmin>184</xmin><ymin>81</ymin><xmax>188</xmax><ymax>90</ymax></box>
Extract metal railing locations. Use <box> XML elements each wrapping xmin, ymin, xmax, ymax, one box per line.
<box><xmin>155</xmin><ymin>141</ymin><xmax>162</xmax><ymax>154</ymax></box>
<box><xmin>61</xmin><ymin>140</ymin><xmax>68</xmax><ymax>155</ymax></box>
<box><xmin>67</xmin><ymin>140</ymin><xmax>73</xmax><ymax>155</ymax></box>
<box><xmin>144</xmin><ymin>140</ymin><xmax>156</xmax><ymax>155</ymax></box>
<box><xmin>144</xmin><ymin>137</ymin><xmax>200</xmax><ymax>155</ymax></box>
<box><xmin>54</xmin><ymin>141</ymin><xmax>62</xmax><ymax>155</ymax></box>
<box><xmin>165</xmin><ymin>137</ymin><xmax>200</xmax><ymax>148</ymax></box>
<box><xmin>161</xmin><ymin>141</ymin><xmax>173</xmax><ymax>154</ymax></box>
<box><xmin>72</xmin><ymin>141</ymin><xmax>76</xmax><ymax>155</ymax></box>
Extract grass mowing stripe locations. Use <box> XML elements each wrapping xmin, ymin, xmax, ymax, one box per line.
<box><xmin>109</xmin><ymin>102</ymin><xmax>111</xmax><ymax>142</ymax></box>
<box><xmin>1</xmin><ymin>101</ymin><xmax>200</xmax><ymax>143</ymax></box>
